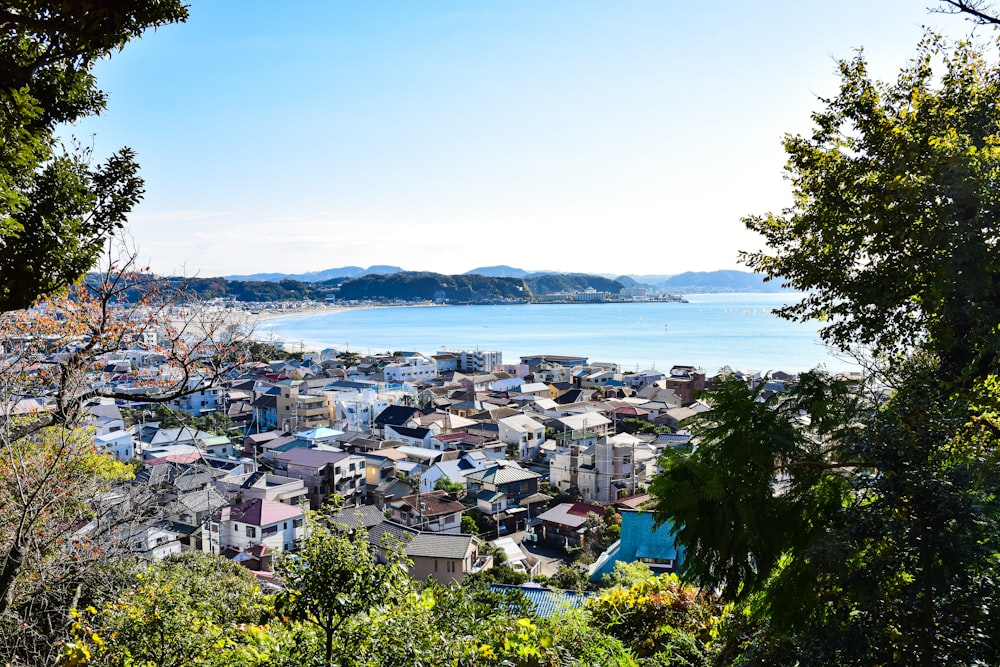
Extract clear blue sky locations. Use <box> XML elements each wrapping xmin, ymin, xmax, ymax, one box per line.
<box><xmin>70</xmin><ymin>1</ymin><xmax>986</xmax><ymax>278</ymax></box>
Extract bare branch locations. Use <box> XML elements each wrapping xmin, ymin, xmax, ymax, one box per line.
<box><xmin>933</xmin><ymin>0</ymin><xmax>1000</xmax><ymax>24</ymax></box>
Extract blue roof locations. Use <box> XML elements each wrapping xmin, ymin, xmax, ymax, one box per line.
<box><xmin>488</xmin><ymin>584</ymin><xmax>591</xmax><ymax>618</ymax></box>
<box><xmin>269</xmin><ymin>439</ymin><xmax>313</xmax><ymax>453</ymax></box>
<box><xmin>589</xmin><ymin>509</ymin><xmax>682</xmax><ymax>581</ymax></box>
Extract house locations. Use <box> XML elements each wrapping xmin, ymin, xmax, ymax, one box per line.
<box><xmin>382</xmin><ymin>354</ymin><xmax>437</xmax><ymax>383</ymax></box>
<box><xmin>662</xmin><ymin>366</ymin><xmax>707</xmax><ymax>405</ymax></box>
<box><xmin>419</xmin><ymin>452</ymin><xmax>490</xmax><ymax>493</ymax></box>
<box><xmin>588</xmin><ymin>508</ymin><xmax>682</xmax><ymax>581</ymax></box>
<box><xmin>659</xmin><ymin>406</ymin><xmax>698</xmax><ymax>430</ymax></box>
<box><xmin>272</xmin><ymin>447</ymin><xmax>366</xmax><ymax>508</ymax></box>
<box><xmin>217</xmin><ymin>472</ymin><xmax>309</xmax><ymax>506</ymax></box>
<box><xmin>372</xmin><ymin>405</ymin><xmax>424</xmax><ymax>437</ymax></box>
<box><xmin>129</xmin><ymin>521</ymin><xmax>184</xmax><ymax>561</ymax></box>
<box><xmin>465</xmin><ymin>462</ymin><xmax>546</xmax><ymax>535</ymax></box>
<box><xmin>384</xmin><ymin>424</ymin><xmax>433</xmax><ymax>448</ymax></box>
<box><xmin>389</xmin><ymin>489</ymin><xmax>465</xmax><ymax>533</ymax></box>
<box><xmin>406</xmin><ymin>531</ymin><xmax>490</xmax><ymax>584</ymax></box>
<box><xmin>171</xmin><ymin>375</ymin><xmax>224</xmax><ymax>416</ymax></box>
<box><xmin>552</xmin><ymin>434</ymin><xmax>639</xmax><ymax>503</ymax></box>
<box><xmin>520</xmin><ymin>354</ymin><xmax>589</xmax><ymax>369</ymax></box>
<box><xmin>330</xmin><ymin>507</ymin><xmax>492</xmax><ymax>584</ymax></box>
<box><xmin>210</xmin><ymin>497</ymin><xmax>306</xmax><ymax>567</ymax></box>
<box><xmin>535</xmin><ymin>502</ymin><xmax>604</xmax><ymax>550</ymax></box>
<box><xmin>577</xmin><ymin>369</ymin><xmax>619</xmax><ymax>389</ymax></box>
<box><xmin>94</xmin><ymin>429</ymin><xmax>135</xmax><ymax>462</ymax></box>
<box><xmin>497</xmin><ymin>414</ymin><xmax>546</xmax><ymax>461</ymax></box>
<box><xmin>276</xmin><ymin>380</ymin><xmax>333</xmax><ymax>432</ymax></box>
<box><xmin>431</xmin><ymin>353</ymin><xmax>459</xmax><ymax>374</ymax></box>
<box><xmin>488</xmin><ymin>536</ymin><xmax>540</xmax><ymax>577</ymax></box>
<box><xmin>514</xmin><ymin>382</ymin><xmax>551</xmax><ymax>398</ymax></box>
<box><xmin>622</xmin><ymin>369</ymin><xmax>666</xmax><ymax>391</ymax></box>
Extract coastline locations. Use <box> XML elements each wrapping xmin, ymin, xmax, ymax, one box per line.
<box><xmin>236</xmin><ymin>295</ymin><xmax>855</xmax><ymax>373</ymax></box>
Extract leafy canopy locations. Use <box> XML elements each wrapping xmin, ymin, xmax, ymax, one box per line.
<box><xmin>743</xmin><ymin>34</ymin><xmax>1000</xmax><ymax>378</ymax></box>
<box><xmin>0</xmin><ymin>1</ymin><xmax>188</xmax><ymax>312</ymax></box>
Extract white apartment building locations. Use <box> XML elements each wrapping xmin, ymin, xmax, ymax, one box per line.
<box><xmin>440</xmin><ymin>349</ymin><xmax>503</xmax><ymax>374</ymax></box>
<box><xmin>382</xmin><ymin>354</ymin><xmax>437</xmax><ymax>383</ymax></box>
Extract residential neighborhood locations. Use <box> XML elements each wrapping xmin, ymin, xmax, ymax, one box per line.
<box><xmin>5</xmin><ymin>314</ymin><xmax>828</xmax><ymax>588</ymax></box>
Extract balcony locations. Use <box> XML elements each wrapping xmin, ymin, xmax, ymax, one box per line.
<box><xmin>470</xmin><ymin>554</ymin><xmax>494</xmax><ymax>573</ymax></box>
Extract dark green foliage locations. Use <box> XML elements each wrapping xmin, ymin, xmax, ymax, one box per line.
<box><xmin>524</xmin><ymin>272</ymin><xmax>625</xmax><ymax>295</ymax></box>
<box><xmin>742</xmin><ymin>35</ymin><xmax>1000</xmax><ymax>379</ymax></box>
<box><xmin>647</xmin><ymin>35</ymin><xmax>1000</xmax><ymax>666</ymax></box>
<box><xmin>617</xmin><ymin>417</ymin><xmax>673</xmax><ymax>435</ymax></box>
<box><xmin>654</xmin><ymin>365</ymin><xmax>1000</xmax><ymax>665</ymax></box>
<box><xmin>336</xmin><ymin>271</ymin><xmax>528</xmax><ymax>302</ymax></box>
<box><xmin>651</xmin><ymin>372</ymin><xmax>855</xmax><ymax>602</ymax></box>
<box><xmin>161</xmin><ymin>276</ymin><xmax>326</xmax><ymax>302</ymax></box>
<box><xmin>0</xmin><ymin>1</ymin><xmax>188</xmax><ymax>312</ymax></box>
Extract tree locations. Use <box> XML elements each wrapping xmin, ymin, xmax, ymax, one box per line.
<box><xmin>654</xmin><ymin>34</ymin><xmax>1000</xmax><ymax>665</ymax></box>
<box><xmin>274</xmin><ymin>514</ymin><xmax>413</xmax><ymax>667</ymax></box>
<box><xmin>586</xmin><ymin>571</ymin><xmax>721</xmax><ymax>661</ymax></box>
<box><xmin>936</xmin><ymin>0</ymin><xmax>1000</xmax><ymax>24</ymax></box>
<box><xmin>0</xmin><ymin>248</ymin><xmax>253</xmax><ymax>665</ymax></box>
<box><xmin>742</xmin><ymin>35</ymin><xmax>1000</xmax><ymax>380</ymax></box>
<box><xmin>0</xmin><ymin>1</ymin><xmax>188</xmax><ymax>313</ymax></box>
<box><xmin>653</xmin><ymin>366</ymin><xmax>1000</xmax><ymax>665</ymax></box>
<box><xmin>64</xmin><ymin>552</ymin><xmax>273</xmax><ymax>667</ymax></box>
<box><xmin>0</xmin><ymin>426</ymin><xmax>134</xmax><ymax>663</ymax></box>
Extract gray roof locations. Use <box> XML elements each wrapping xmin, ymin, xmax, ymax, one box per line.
<box><xmin>276</xmin><ymin>447</ymin><xmax>349</xmax><ymax>468</ymax></box>
<box><xmin>406</xmin><ymin>532</ymin><xmax>475</xmax><ymax>559</ymax></box>
<box><xmin>328</xmin><ymin>505</ymin><xmax>386</xmax><ymax>530</ymax></box>
<box><xmin>465</xmin><ymin>462</ymin><xmax>540</xmax><ymax>485</ymax></box>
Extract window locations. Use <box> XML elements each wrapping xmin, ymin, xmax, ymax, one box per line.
<box><xmin>246</xmin><ymin>526</ymin><xmax>256</xmax><ymax>538</ymax></box>
<box><xmin>434</xmin><ymin>559</ymin><xmax>438</xmax><ymax>572</ymax></box>
<box><xmin>447</xmin><ymin>561</ymin><xmax>455</xmax><ymax>573</ymax></box>
<box><xmin>293</xmin><ymin>518</ymin><xmax>304</xmax><ymax>528</ymax></box>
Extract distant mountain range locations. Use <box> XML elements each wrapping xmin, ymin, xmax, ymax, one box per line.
<box><xmin>225</xmin><ymin>265</ymin><xmax>404</xmax><ymax>283</ymax></box>
<box><xmin>224</xmin><ymin>265</ymin><xmax>788</xmax><ymax>293</ymax></box>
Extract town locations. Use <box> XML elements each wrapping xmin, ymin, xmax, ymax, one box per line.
<box><xmin>9</xmin><ymin>299</ymin><xmax>818</xmax><ymax>589</ymax></box>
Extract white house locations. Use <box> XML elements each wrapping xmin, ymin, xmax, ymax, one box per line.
<box><xmin>95</xmin><ymin>430</ymin><xmax>135</xmax><ymax>462</ymax></box>
<box><xmin>497</xmin><ymin>414</ymin><xmax>546</xmax><ymax>461</ymax></box>
<box><xmin>211</xmin><ymin>497</ymin><xmax>306</xmax><ymax>555</ymax></box>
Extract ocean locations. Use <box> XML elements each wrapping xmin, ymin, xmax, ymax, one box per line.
<box><xmin>254</xmin><ymin>293</ymin><xmax>860</xmax><ymax>375</ymax></box>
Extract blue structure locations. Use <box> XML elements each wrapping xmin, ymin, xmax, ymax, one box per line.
<box><xmin>588</xmin><ymin>508</ymin><xmax>683</xmax><ymax>582</ymax></box>
<box><xmin>488</xmin><ymin>583</ymin><xmax>591</xmax><ymax>618</ymax></box>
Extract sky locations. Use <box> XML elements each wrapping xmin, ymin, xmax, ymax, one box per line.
<box><xmin>69</xmin><ymin>1</ymin><xmax>986</xmax><ymax>279</ymax></box>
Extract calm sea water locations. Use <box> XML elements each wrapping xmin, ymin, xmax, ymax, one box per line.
<box><xmin>256</xmin><ymin>293</ymin><xmax>859</xmax><ymax>374</ymax></box>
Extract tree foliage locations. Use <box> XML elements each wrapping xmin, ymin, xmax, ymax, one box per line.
<box><xmin>0</xmin><ymin>1</ymin><xmax>188</xmax><ymax>312</ymax></box>
<box><xmin>586</xmin><ymin>571</ymin><xmax>721</xmax><ymax>661</ymax></box>
<box><xmin>654</xmin><ymin>33</ymin><xmax>1000</xmax><ymax>667</ymax></box>
<box><xmin>65</xmin><ymin>552</ymin><xmax>272</xmax><ymax>667</ymax></box>
<box><xmin>274</xmin><ymin>514</ymin><xmax>413</xmax><ymax>667</ymax></box>
<box><xmin>742</xmin><ymin>35</ymin><xmax>1000</xmax><ymax>378</ymax></box>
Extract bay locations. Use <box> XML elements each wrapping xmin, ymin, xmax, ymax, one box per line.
<box><xmin>255</xmin><ymin>293</ymin><xmax>859</xmax><ymax>375</ymax></box>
